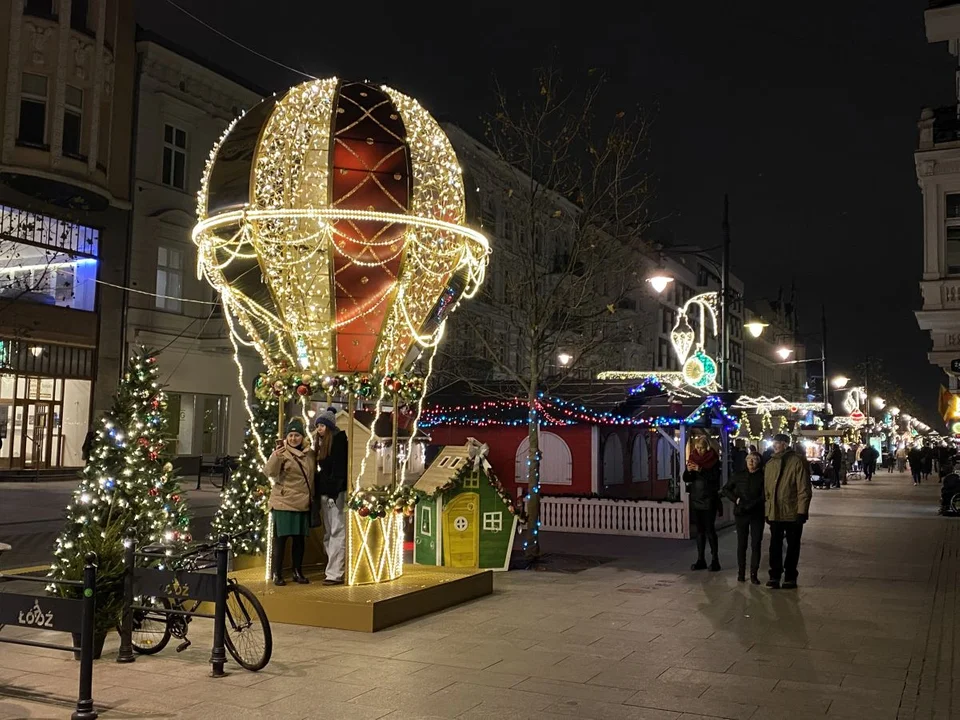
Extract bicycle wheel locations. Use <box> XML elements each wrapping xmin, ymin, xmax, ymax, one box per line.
<box><xmin>223</xmin><ymin>583</ymin><xmax>272</xmax><ymax>671</ymax></box>
<box><xmin>128</xmin><ymin>597</ymin><xmax>172</xmax><ymax>655</ymax></box>
<box><xmin>210</xmin><ymin>471</ymin><xmax>224</xmax><ymax>489</ymax></box>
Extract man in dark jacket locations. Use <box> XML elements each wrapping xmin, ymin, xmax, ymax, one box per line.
<box><xmin>722</xmin><ymin>451</ymin><xmax>765</xmax><ymax>583</ymax></box>
<box><xmin>859</xmin><ymin>444</ymin><xmax>879</xmax><ymax>481</ymax></box>
<box><xmin>764</xmin><ymin>434</ymin><xmax>812</xmax><ymax>589</ymax></box>
<box><xmin>908</xmin><ymin>445</ymin><xmax>924</xmax><ymax>485</ymax></box>
<box><xmin>315</xmin><ymin>408</ymin><xmax>348</xmax><ymax>585</ymax></box>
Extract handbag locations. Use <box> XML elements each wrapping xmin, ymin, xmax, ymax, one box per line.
<box><xmin>289</xmin><ymin>454</ymin><xmax>322</xmax><ymax>528</ymax></box>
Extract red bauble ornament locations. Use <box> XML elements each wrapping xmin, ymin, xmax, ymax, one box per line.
<box><xmin>172</xmin><ymin>494</ymin><xmax>181</xmax><ymax>502</ymax></box>
<box><xmin>296</xmin><ymin>384</ymin><xmax>310</xmax><ymax>396</ymax></box>
<box><xmin>358</xmin><ymin>506</ymin><xmax>370</xmax><ymax>517</ymax></box>
<box><xmin>138</xmin><ymin>437</ymin><xmax>150</xmax><ymax>447</ymax></box>
<box><xmin>149</xmin><ymin>487</ymin><xmax>159</xmax><ymax>497</ymax></box>
<box><xmin>149</xmin><ymin>451</ymin><xmax>159</xmax><ymax>461</ymax></box>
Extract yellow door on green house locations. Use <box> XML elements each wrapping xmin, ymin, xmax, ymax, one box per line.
<box><xmin>443</xmin><ymin>493</ymin><xmax>479</xmax><ymax>567</ymax></box>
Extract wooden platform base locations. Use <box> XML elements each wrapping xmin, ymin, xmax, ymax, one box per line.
<box><xmin>230</xmin><ymin>564</ymin><xmax>493</xmax><ymax>632</ymax></box>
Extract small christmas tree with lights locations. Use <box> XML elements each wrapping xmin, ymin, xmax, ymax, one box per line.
<box><xmin>210</xmin><ymin>395</ymin><xmax>278</xmax><ymax>555</ymax></box>
<box><xmin>50</xmin><ymin>348</ymin><xmax>190</xmax><ymax>628</ymax></box>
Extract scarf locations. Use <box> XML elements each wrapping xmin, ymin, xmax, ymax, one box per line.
<box><xmin>689</xmin><ymin>447</ymin><xmax>718</xmax><ymax>470</ymax></box>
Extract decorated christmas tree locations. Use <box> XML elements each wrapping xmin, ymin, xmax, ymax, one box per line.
<box><xmin>210</xmin><ymin>394</ymin><xmax>278</xmax><ymax>555</ymax></box>
<box><xmin>51</xmin><ymin>348</ymin><xmax>190</xmax><ymax>578</ymax></box>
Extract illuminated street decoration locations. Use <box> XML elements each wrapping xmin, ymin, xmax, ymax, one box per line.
<box><xmin>733</xmin><ymin>395</ymin><xmax>828</xmax><ymax>413</ymax></box>
<box><xmin>194</xmin><ymin>78</ymin><xmax>488</xmax><ymax>586</ymax></box>
<box><xmin>842</xmin><ymin>387</ymin><xmax>867</xmax><ymax>415</ymax></box>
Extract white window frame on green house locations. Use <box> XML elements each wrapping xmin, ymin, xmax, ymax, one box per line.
<box><xmin>482</xmin><ymin>511</ymin><xmax>503</xmax><ymax>533</ymax></box>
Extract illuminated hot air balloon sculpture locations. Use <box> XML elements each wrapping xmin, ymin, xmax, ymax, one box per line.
<box><xmin>193</xmin><ymin>78</ymin><xmax>489</xmax><ymax>585</ymax></box>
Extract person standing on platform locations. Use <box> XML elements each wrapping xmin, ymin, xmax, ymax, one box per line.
<box><xmin>265</xmin><ymin>418</ymin><xmax>315</xmax><ymax>587</ymax></box>
<box><xmin>722</xmin><ymin>451</ymin><xmax>765</xmax><ymax>584</ymax></box>
<box><xmin>764</xmin><ymin>433</ymin><xmax>811</xmax><ymax>590</ymax></box>
<box><xmin>314</xmin><ymin>408</ymin><xmax>348</xmax><ymax>586</ymax></box>
<box><xmin>684</xmin><ymin>434</ymin><xmax>722</xmax><ymax>572</ymax></box>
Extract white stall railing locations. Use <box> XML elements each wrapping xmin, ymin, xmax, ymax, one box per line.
<box><xmin>540</xmin><ymin>496</ymin><xmax>688</xmax><ymax>539</ymax></box>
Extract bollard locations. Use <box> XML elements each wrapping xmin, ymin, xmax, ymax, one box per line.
<box><xmin>116</xmin><ymin>535</ymin><xmax>136</xmax><ymax>664</ymax></box>
<box><xmin>72</xmin><ymin>552</ymin><xmax>98</xmax><ymax>720</ymax></box>
<box><xmin>209</xmin><ymin>534</ymin><xmax>229</xmax><ymax>678</ymax></box>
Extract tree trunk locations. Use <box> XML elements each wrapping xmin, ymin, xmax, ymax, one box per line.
<box><xmin>523</xmin><ymin>388</ymin><xmax>541</xmax><ymax>560</ymax></box>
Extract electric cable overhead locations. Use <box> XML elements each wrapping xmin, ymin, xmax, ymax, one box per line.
<box><xmin>160</xmin><ymin>0</ymin><xmax>317</xmax><ymax>80</ymax></box>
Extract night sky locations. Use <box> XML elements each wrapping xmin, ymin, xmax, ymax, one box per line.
<box><xmin>138</xmin><ymin>0</ymin><xmax>955</xmax><ymax>423</ymax></box>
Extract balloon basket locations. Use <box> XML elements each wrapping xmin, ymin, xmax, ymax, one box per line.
<box><xmin>347</xmin><ymin>511</ymin><xmax>404</xmax><ymax>586</ymax></box>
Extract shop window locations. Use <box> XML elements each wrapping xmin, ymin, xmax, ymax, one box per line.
<box><xmin>18</xmin><ymin>73</ymin><xmax>47</xmax><ymax>147</ymax></box>
<box><xmin>162</xmin><ymin>124</ymin><xmax>188</xmax><ymax>190</ymax></box>
<box><xmin>0</xmin><ymin>241</ymin><xmax>96</xmax><ymax>311</ymax></box>
<box><xmin>482</xmin><ymin>511</ymin><xmax>503</xmax><ymax>533</ymax></box>
<box><xmin>631</xmin><ymin>434</ymin><xmax>650</xmax><ymax>482</ymax></box>
<box><xmin>156</xmin><ymin>246</ymin><xmax>183</xmax><ymax>312</ymax></box>
<box><xmin>63</xmin><ymin>85</ymin><xmax>83</xmax><ymax>158</ymax></box>
<box><xmin>164</xmin><ymin>392</ymin><xmax>229</xmax><ymax>457</ymax></box>
<box><xmin>603</xmin><ymin>434</ymin><xmax>624</xmax><ymax>486</ymax></box>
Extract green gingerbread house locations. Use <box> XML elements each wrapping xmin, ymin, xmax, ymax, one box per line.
<box><xmin>413</xmin><ymin>439</ymin><xmax>524</xmax><ymax>571</ymax></box>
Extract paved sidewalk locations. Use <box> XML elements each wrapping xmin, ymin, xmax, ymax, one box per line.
<box><xmin>0</xmin><ymin>471</ymin><xmax>957</xmax><ymax>719</ymax></box>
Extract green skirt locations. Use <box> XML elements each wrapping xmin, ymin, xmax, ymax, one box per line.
<box><xmin>272</xmin><ymin>510</ymin><xmax>310</xmax><ymax>537</ymax></box>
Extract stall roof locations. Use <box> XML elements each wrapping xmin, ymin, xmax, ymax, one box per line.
<box><xmin>413</xmin><ymin>446</ymin><xmax>471</xmax><ymax>494</ymax></box>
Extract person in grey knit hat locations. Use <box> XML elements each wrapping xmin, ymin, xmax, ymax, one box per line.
<box><xmin>314</xmin><ymin>408</ymin><xmax>348</xmax><ymax>585</ymax></box>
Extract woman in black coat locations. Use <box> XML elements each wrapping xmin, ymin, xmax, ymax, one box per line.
<box><xmin>684</xmin><ymin>435</ymin><xmax>722</xmax><ymax>572</ymax></box>
<box><xmin>721</xmin><ymin>451</ymin><xmax>765</xmax><ymax>584</ymax></box>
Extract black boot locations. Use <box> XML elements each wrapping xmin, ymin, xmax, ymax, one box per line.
<box><xmin>709</xmin><ymin>558</ymin><xmax>721</xmax><ymax>572</ymax></box>
<box><xmin>293</xmin><ymin>569</ymin><xmax>310</xmax><ymax>584</ymax></box>
<box><xmin>691</xmin><ymin>559</ymin><xmax>707</xmax><ymax>571</ymax></box>
<box><xmin>737</xmin><ymin>569</ymin><xmax>746</xmax><ymax>582</ymax></box>
<box><xmin>272</xmin><ymin>536</ymin><xmax>287</xmax><ymax>587</ymax></box>
<box><xmin>750</xmin><ymin>572</ymin><xmax>760</xmax><ymax>585</ymax></box>
<box><xmin>273</xmin><ymin>573</ymin><xmax>286</xmax><ymax>587</ymax></box>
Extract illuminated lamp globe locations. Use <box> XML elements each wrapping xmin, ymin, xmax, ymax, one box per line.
<box><xmin>744</xmin><ymin>321</ymin><xmax>768</xmax><ymax>338</ymax></box>
<box><xmin>890</xmin><ymin>406</ymin><xmax>900</xmax><ymax>415</ymax></box>
<box><xmin>776</xmin><ymin>347</ymin><xmax>793</xmax><ymax>360</ymax></box>
<box><xmin>873</xmin><ymin>396</ymin><xmax>886</xmax><ymax>409</ymax></box>
<box><xmin>831</xmin><ymin>375</ymin><xmax>850</xmax><ymax>389</ymax></box>
<box><xmin>646</xmin><ymin>274</ymin><xmax>673</xmax><ymax>294</ymax></box>
<box><xmin>557</xmin><ymin>352</ymin><xmax>573</xmax><ymax>367</ymax></box>
<box><xmin>192</xmin><ymin>78</ymin><xmax>490</xmax><ymax>382</ymax></box>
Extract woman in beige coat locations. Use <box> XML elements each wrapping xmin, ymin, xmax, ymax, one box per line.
<box><xmin>264</xmin><ymin>418</ymin><xmax>315</xmax><ymax>586</ymax></box>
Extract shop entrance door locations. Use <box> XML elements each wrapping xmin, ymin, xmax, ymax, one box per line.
<box><xmin>19</xmin><ymin>402</ymin><xmax>53</xmax><ymax>469</ymax></box>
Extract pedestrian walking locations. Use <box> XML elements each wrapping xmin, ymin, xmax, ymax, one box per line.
<box><xmin>314</xmin><ymin>408</ymin><xmax>348</xmax><ymax>586</ymax></box>
<box><xmin>722</xmin><ymin>451</ymin><xmax>765</xmax><ymax>584</ymax></box>
<box><xmin>896</xmin><ymin>446</ymin><xmax>907</xmax><ymax>473</ymax></box>
<box><xmin>908</xmin><ymin>445</ymin><xmax>924</xmax><ymax>486</ymax></box>
<box><xmin>921</xmin><ymin>444</ymin><xmax>934</xmax><ymax>482</ymax></box>
<box><xmin>829</xmin><ymin>443</ymin><xmax>843</xmax><ymax>488</ymax></box>
<box><xmin>764</xmin><ymin>433</ymin><xmax>811</xmax><ymax>590</ymax></box>
<box><xmin>860</xmin><ymin>444</ymin><xmax>879</xmax><ymax>481</ymax></box>
<box><xmin>684</xmin><ymin>434</ymin><xmax>722</xmax><ymax>572</ymax></box>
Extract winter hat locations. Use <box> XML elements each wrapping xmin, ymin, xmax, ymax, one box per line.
<box><xmin>315</xmin><ymin>408</ymin><xmax>338</xmax><ymax>431</ymax></box>
<box><xmin>285</xmin><ymin>418</ymin><xmax>306</xmax><ymax>436</ymax></box>
<box><xmin>773</xmin><ymin>433</ymin><xmax>791</xmax><ymax>443</ymax></box>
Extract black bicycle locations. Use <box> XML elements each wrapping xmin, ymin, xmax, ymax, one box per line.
<box><xmin>126</xmin><ymin>535</ymin><xmax>272</xmax><ymax>671</ymax></box>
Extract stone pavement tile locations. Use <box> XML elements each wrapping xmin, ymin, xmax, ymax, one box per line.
<box><xmin>94</xmin><ymin>684</ymin><xmax>207</xmax><ymax>713</ymax></box>
<box><xmin>699</xmin><ymin>685</ymin><xmax>831</xmax><ymax>714</ymax></box>
<box><xmin>725</xmin><ymin>660</ymin><xmax>840</xmax><ymax>686</ymax></box>
<box><xmin>0</xmin><ymin>696</ymin><xmax>78</xmax><ymax>720</ymax></box>
<box><xmin>409</xmin><ymin>664</ymin><xmax>525</xmax><ymax>689</ymax></box>
<box><xmin>512</xmin><ymin>676</ymin><xmax>637</xmax><ymax>704</ymax></box>
<box><xmin>850</xmin><ymin>650</ymin><xmax>911</xmax><ymax>669</ymax></box>
<box><xmin>825</xmin><ymin>697</ymin><xmax>899</xmax><ymax>719</ymax></box>
<box><xmin>747</xmin><ymin>644</ymin><xmax>856</xmax><ymax>664</ymax></box>
<box><xmin>172</xmin><ymin>678</ymin><xmax>295</xmax><ymax>709</ymax></box>
<box><xmin>624</xmin><ymin>688</ymin><xmax>757</xmax><ymax>720</ymax></box>
<box><xmin>486</xmin><ymin>656</ymin><xmax>601</xmax><ymax>684</ymax></box>
<box><xmin>802</xmin><ymin>633</ymin><xmax>865</xmax><ymax>652</ymax></box>
<box><xmin>660</xmin><ymin>667</ymin><xmax>777</xmax><ymax>692</ymax></box>
<box><xmin>248</xmin><ymin>674</ymin><xmax>373</xmax><ymax>701</ymax></box>
<box><xmin>456</xmin><ymin>704</ymin><xmax>566</xmax><ymax>720</ymax></box>
<box><xmin>587</xmin><ymin>662</ymin><xmax>690</xmax><ymax>692</ymax></box>
<box><xmin>528</xmin><ymin>636</ymin><xmax>635</xmax><ymax>661</ymax></box>
<box><xmin>794</xmin><ymin>658</ymin><xmax>907</xmax><ymax>681</ymax></box>
<box><xmin>666</xmin><ymin>655</ymin><xmax>736</xmax><ymax>673</ymax></box>
<box><xmin>682</xmin><ymin>639</ymin><xmax>754</xmax><ymax>661</ymax></box>
<box><xmin>775</xmin><ymin>677</ymin><xmax>902</xmax><ymax>706</ymax></box>
<box><xmin>268</xmin><ymin>694</ymin><xmax>394</xmax><ymax>720</ymax></box>
<box><xmin>841</xmin><ymin>673</ymin><xmax>907</xmax><ymax>692</ymax></box>
<box><xmin>0</xmin><ymin>650</ymin><xmax>76</xmax><ymax>676</ymax></box>
<box><xmin>707</xmin><ymin>629</ymin><xmax>808</xmax><ymax>649</ymax></box>
<box><xmin>0</xmin><ymin>669</ymin><xmax>114</xmax><ymax>700</ymax></box>
<box><xmin>543</xmin><ymin>697</ymin><xmax>681</xmax><ymax>719</ymax></box>
<box><xmin>346</xmin><ymin>685</ymin><xmax>484</xmax><ymax>718</ymax></box>
<box><xmin>173</xmin><ymin>703</ymin><xmax>274</xmax><ymax>720</ymax></box>
<box><xmin>380</xmin><ymin>646</ymin><xmax>501</xmax><ymax>670</ymax></box>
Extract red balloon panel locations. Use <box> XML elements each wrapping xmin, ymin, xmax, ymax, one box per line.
<box><xmin>331</xmin><ymin>82</ymin><xmax>411</xmax><ymax>372</ymax></box>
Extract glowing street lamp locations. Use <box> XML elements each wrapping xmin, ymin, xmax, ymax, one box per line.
<box><xmin>890</xmin><ymin>406</ymin><xmax>900</xmax><ymax>416</ymax></box>
<box><xmin>645</xmin><ymin>274</ymin><xmax>674</xmax><ymax>294</ymax></box>
<box><xmin>776</xmin><ymin>347</ymin><xmax>794</xmax><ymax>360</ymax></box>
<box><xmin>873</xmin><ymin>396</ymin><xmax>886</xmax><ymax>409</ymax></box>
<box><xmin>831</xmin><ymin>375</ymin><xmax>850</xmax><ymax>389</ymax></box>
<box><xmin>557</xmin><ymin>352</ymin><xmax>572</xmax><ymax>367</ymax></box>
<box><xmin>744</xmin><ymin>321</ymin><xmax>768</xmax><ymax>338</ymax></box>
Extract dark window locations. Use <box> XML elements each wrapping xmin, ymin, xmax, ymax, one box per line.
<box><xmin>948</xmin><ymin>193</ymin><xmax>960</xmax><ymax>219</ymax></box>
<box><xmin>18</xmin><ymin>73</ymin><xmax>47</xmax><ymax>147</ymax></box>
<box><xmin>70</xmin><ymin>0</ymin><xmax>89</xmax><ymax>32</ymax></box>
<box><xmin>62</xmin><ymin>85</ymin><xmax>82</xmax><ymax>157</ymax></box>
<box><xmin>948</xmin><ymin>227</ymin><xmax>960</xmax><ymax>275</ymax></box>
<box><xmin>162</xmin><ymin>124</ymin><xmax>188</xmax><ymax>189</ymax></box>
<box><xmin>23</xmin><ymin>0</ymin><xmax>56</xmax><ymax>19</ymax></box>
<box><xmin>657</xmin><ymin>338</ymin><xmax>668</xmax><ymax>368</ymax></box>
